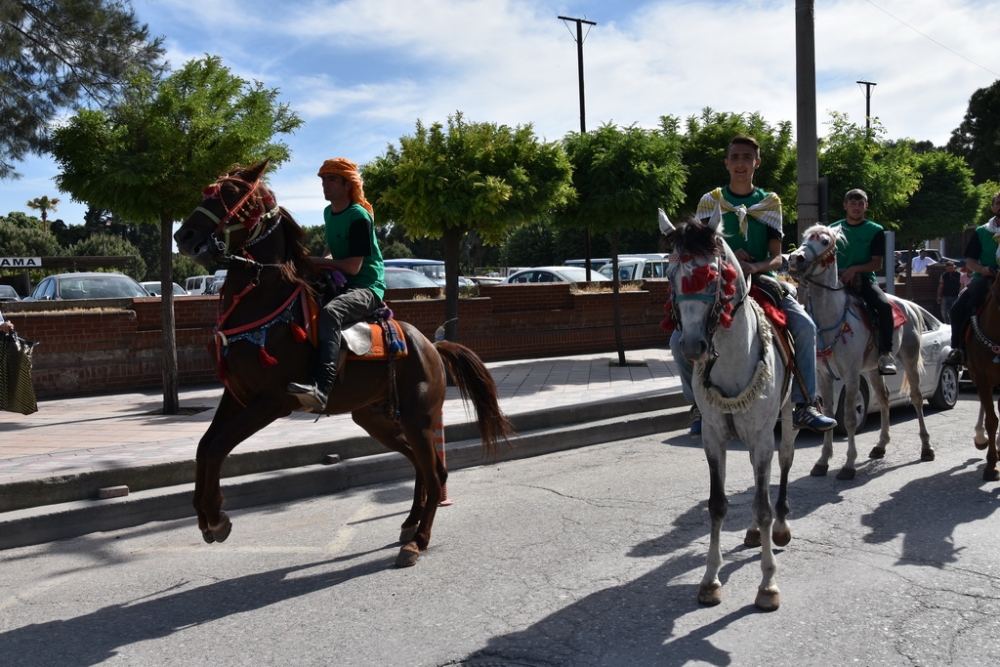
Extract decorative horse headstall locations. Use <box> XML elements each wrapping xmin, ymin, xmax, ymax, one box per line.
<box><xmin>795</xmin><ymin>228</ymin><xmax>840</xmax><ymax>281</ymax></box>
<box><xmin>659</xmin><ymin>207</ymin><xmax>740</xmax><ymax>335</ymax></box>
<box><xmin>196</xmin><ymin>171</ymin><xmax>281</xmax><ymax>255</ymax></box>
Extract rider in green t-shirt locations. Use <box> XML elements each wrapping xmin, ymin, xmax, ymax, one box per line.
<box><xmin>670</xmin><ymin>135</ymin><xmax>836</xmax><ymax>435</ymax></box>
<box><xmin>944</xmin><ymin>190</ymin><xmax>1000</xmax><ymax>366</ymax></box>
<box><xmin>829</xmin><ymin>188</ymin><xmax>897</xmax><ymax>375</ymax></box>
<box><xmin>287</xmin><ymin>158</ymin><xmax>386</xmax><ymax>410</ymax></box>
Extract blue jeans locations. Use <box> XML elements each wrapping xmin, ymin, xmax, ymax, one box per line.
<box><xmin>669</xmin><ymin>292</ymin><xmax>819</xmax><ymax>406</ymax></box>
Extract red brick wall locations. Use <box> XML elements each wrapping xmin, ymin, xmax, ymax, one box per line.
<box><xmin>4</xmin><ymin>282</ymin><xmax>672</xmax><ymax>399</ymax></box>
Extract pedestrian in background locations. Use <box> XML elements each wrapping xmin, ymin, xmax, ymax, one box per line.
<box><xmin>937</xmin><ymin>261</ymin><xmax>961</xmax><ymax>324</ymax></box>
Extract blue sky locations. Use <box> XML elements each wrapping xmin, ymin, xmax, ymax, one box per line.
<box><xmin>2</xmin><ymin>0</ymin><xmax>998</xmax><ymax>234</ymax></box>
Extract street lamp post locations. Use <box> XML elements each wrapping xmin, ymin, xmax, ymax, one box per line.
<box><xmin>558</xmin><ymin>15</ymin><xmax>596</xmax><ymax>280</ymax></box>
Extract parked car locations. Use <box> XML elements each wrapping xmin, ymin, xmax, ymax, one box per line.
<box><xmin>0</xmin><ymin>285</ymin><xmax>21</xmax><ymax>302</ymax></box>
<box><xmin>502</xmin><ymin>266</ymin><xmax>610</xmax><ymax>283</ymax></box>
<box><xmin>184</xmin><ymin>275</ymin><xmax>214</xmax><ymax>295</ymax></box>
<box><xmin>383</xmin><ymin>258</ymin><xmax>474</xmax><ymax>287</ymax></box>
<box><xmin>563</xmin><ymin>258</ymin><xmax>613</xmax><ymax>272</ymax></box>
<box><xmin>383</xmin><ymin>267</ymin><xmax>441</xmax><ymax>290</ymax></box>
<box><xmin>830</xmin><ymin>302</ymin><xmax>959</xmax><ymax>435</ymax></box>
<box><xmin>139</xmin><ymin>281</ymin><xmax>190</xmax><ymax>297</ymax></box>
<box><xmin>25</xmin><ymin>273</ymin><xmax>150</xmax><ymax>301</ymax></box>
<box><xmin>597</xmin><ymin>254</ymin><xmax>670</xmax><ymax>281</ymax></box>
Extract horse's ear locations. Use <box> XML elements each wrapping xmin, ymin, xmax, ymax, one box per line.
<box><xmin>246</xmin><ymin>159</ymin><xmax>271</xmax><ymax>181</ymax></box>
<box><xmin>657</xmin><ymin>208</ymin><xmax>677</xmax><ymax>243</ymax></box>
<box><xmin>707</xmin><ymin>202</ymin><xmax>723</xmax><ymax>233</ymax></box>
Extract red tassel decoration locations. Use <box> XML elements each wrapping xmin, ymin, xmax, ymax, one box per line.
<box><xmin>719</xmin><ymin>310</ymin><xmax>733</xmax><ymax>329</ymax></box>
<box><xmin>259</xmin><ymin>346</ymin><xmax>279</xmax><ymax>367</ymax></box>
<box><xmin>290</xmin><ymin>322</ymin><xmax>307</xmax><ymax>342</ymax></box>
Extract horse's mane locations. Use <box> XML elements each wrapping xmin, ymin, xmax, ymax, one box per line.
<box><xmin>219</xmin><ymin>166</ymin><xmax>317</xmax><ymax>289</ymax></box>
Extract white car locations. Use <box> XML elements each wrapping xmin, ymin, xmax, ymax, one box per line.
<box><xmin>502</xmin><ymin>266</ymin><xmax>610</xmax><ymax>283</ymax></box>
<box><xmin>140</xmin><ymin>281</ymin><xmax>189</xmax><ymax>297</ymax></box>
<box><xmin>829</xmin><ymin>302</ymin><xmax>959</xmax><ymax>435</ymax></box>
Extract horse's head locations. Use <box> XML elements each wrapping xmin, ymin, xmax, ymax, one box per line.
<box><xmin>665</xmin><ymin>209</ymin><xmax>743</xmax><ymax>363</ymax></box>
<box><xmin>174</xmin><ymin>159</ymin><xmax>281</xmax><ymax>266</ymax></box>
<box><xmin>787</xmin><ymin>224</ymin><xmax>842</xmax><ymax>285</ymax></box>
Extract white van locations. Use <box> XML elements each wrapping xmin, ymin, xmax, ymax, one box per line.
<box><xmin>598</xmin><ymin>254</ymin><xmax>670</xmax><ymax>281</ymax></box>
<box><xmin>184</xmin><ymin>275</ymin><xmax>213</xmax><ymax>295</ymax></box>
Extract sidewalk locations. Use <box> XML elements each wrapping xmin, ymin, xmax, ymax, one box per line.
<box><xmin>0</xmin><ymin>347</ymin><xmax>685</xmax><ymax>488</ymax></box>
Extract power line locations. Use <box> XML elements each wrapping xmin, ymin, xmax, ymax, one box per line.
<box><xmin>866</xmin><ymin>0</ymin><xmax>999</xmax><ymax>77</ymax></box>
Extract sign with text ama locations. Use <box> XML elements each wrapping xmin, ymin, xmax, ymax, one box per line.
<box><xmin>0</xmin><ymin>257</ymin><xmax>42</xmax><ymax>268</ymax></box>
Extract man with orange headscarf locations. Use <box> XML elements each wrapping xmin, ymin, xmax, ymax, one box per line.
<box><xmin>287</xmin><ymin>158</ymin><xmax>386</xmax><ymax>409</ymax></box>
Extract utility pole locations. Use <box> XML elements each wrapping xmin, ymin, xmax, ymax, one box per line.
<box><xmin>795</xmin><ymin>0</ymin><xmax>819</xmax><ymax>243</ymax></box>
<box><xmin>857</xmin><ymin>80</ymin><xmax>876</xmax><ymax>135</ymax></box>
<box><xmin>558</xmin><ymin>15</ymin><xmax>597</xmax><ymax>280</ymax></box>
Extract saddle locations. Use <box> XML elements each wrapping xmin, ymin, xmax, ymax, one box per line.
<box><xmin>749</xmin><ymin>274</ymin><xmax>794</xmax><ymax>371</ymax></box>
<box><xmin>844</xmin><ymin>283</ymin><xmax>907</xmax><ymax>331</ymax></box>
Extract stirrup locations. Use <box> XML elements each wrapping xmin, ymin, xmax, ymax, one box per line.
<box><xmin>287</xmin><ymin>381</ymin><xmax>328</xmax><ymax>410</ymax></box>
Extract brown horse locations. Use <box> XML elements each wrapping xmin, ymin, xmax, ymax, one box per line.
<box><xmin>965</xmin><ymin>273</ymin><xmax>1000</xmax><ymax>481</ymax></box>
<box><xmin>173</xmin><ymin>160</ymin><xmax>513</xmax><ymax>566</ymax></box>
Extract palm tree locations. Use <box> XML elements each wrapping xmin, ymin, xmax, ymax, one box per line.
<box><xmin>26</xmin><ymin>196</ymin><xmax>61</xmax><ymax>232</ymax></box>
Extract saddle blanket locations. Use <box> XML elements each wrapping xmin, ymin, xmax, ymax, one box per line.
<box><xmin>343</xmin><ymin>318</ymin><xmax>408</xmax><ymax>360</ymax></box>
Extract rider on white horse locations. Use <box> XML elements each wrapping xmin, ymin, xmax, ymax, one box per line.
<box><xmin>944</xmin><ymin>190</ymin><xmax>1000</xmax><ymax>367</ymax></box>
<box><xmin>668</xmin><ymin>135</ymin><xmax>836</xmax><ymax>435</ymax></box>
<box><xmin>829</xmin><ymin>188</ymin><xmax>897</xmax><ymax>375</ymax></box>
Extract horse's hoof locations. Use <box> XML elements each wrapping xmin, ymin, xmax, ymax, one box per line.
<box><xmin>772</xmin><ymin>528</ymin><xmax>792</xmax><ymax>548</ymax></box>
<box><xmin>744</xmin><ymin>528</ymin><xmax>762</xmax><ymax>548</ymax></box>
<box><xmin>868</xmin><ymin>446</ymin><xmax>886</xmax><ymax>459</ymax></box>
<box><xmin>210</xmin><ymin>512</ymin><xmax>232</xmax><ymax>543</ymax></box>
<box><xmin>810</xmin><ymin>464</ymin><xmax>829</xmax><ymax>477</ymax></box>
<box><xmin>920</xmin><ymin>448</ymin><xmax>936</xmax><ymax>462</ymax></box>
<box><xmin>395</xmin><ymin>542</ymin><xmax>421</xmax><ymax>568</ymax></box>
<box><xmin>836</xmin><ymin>467</ymin><xmax>857</xmax><ymax>480</ymax></box>
<box><xmin>755</xmin><ymin>587</ymin><xmax>781</xmax><ymax>612</ymax></box>
<box><xmin>399</xmin><ymin>524</ymin><xmax>418</xmax><ymax>544</ymax></box>
<box><xmin>698</xmin><ymin>582</ymin><xmax>722</xmax><ymax>606</ymax></box>
<box><xmin>984</xmin><ymin>468</ymin><xmax>1000</xmax><ymax>482</ymax></box>
<box><xmin>201</xmin><ymin>529</ymin><xmax>215</xmax><ymax>544</ymax></box>
<box><xmin>975</xmin><ymin>439</ymin><xmax>989</xmax><ymax>451</ymax></box>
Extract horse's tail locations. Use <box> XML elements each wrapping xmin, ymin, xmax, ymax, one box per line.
<box><xmin>434</xmin><ymin>341</ymin><xmax>515</xmax><ymax>458</ymax></box>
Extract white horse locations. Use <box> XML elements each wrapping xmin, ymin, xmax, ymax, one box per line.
<box><xmin>664</xmin><ymin>209</ymin><xmax>796</xmax><ymax>612</ymax></box>
<box><xmin>787</xmin><ymin>224</ymin><xmax>933</xmax><ymax>480</ymax></box>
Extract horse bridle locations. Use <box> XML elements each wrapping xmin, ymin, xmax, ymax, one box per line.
<box><xmin>670</xmin><ymin>251</ymin><xmax>742</xmax><ymax>339</ymax></box>
<box><xmin>196</xmin><ymin>173</ymin><xmax>282</xmax><ymax>258</ymax></box>
<box><xmin>793</xmin><ymin>232</ymin><xmax>843</xmax><ymax>291</ymax></box>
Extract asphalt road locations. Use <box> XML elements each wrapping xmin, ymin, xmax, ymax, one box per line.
<box><xmin>1</xmin><ymin>390</ymin><xmax>997</xmax><ymax>667</ymax></box>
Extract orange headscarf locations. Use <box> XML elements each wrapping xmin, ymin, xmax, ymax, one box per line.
<box><xmin>317</xmin><ymin>158</ymin><xmax>374</xmax><ymax>218</ymax></box>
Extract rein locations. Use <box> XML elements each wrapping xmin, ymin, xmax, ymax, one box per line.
<box><xmin>196</xmin><ymin>174</ymin><xmax>282</xmax><ymax>256</ymax></box>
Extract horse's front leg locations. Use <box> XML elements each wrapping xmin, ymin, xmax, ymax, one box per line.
<box><xmin>835</xmin><ymin>375</ymin><xmax>866</xmax><ymax>480</ymax></box>
<box><xmin>699</xmin><ymin>439</ymin><xmax>728</xmax><ymax>606</ymax></box>
<box><xmin>772</xmin><ymin>400</ymin><xmax>796</xmax><ymax>547</ymax></box>
<box><xmin>196</xmin><ymin>392</ymin><xmax>291</xmax><ymax>543</ymax></box>
<box><xmin>811</xmin><ymin>369</ymin><xmax>837</xmax><ymax>477</ymax></box>
<box><xmin>867</xmin><ymin>370</ymin><xmax>892</xmax><ymax>461</ymax></box>
<box><xmin>748</xmin><ymin>433</ymin><xmax>780</xmax><ymax>611</ymax></box>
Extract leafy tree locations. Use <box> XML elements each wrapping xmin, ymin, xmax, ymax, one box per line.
<box><xmin>0</xmin><ymin>210</ymin><xmax>42</xmax><ymax>229</ymax></box>
<box><xmin>363</xmin><ymin>112</ymin><xmax>575</xmax><ymax>340</ymax></box>
<box><xmin>947</xmin><ymin>79</ymin><xmax>1000</xmax><ymax>184</ymax></box>
<box><xmin>894</xmin><ymin>151</ymin><xmax>980</xmax><ymax>297</ymax></box>
<box><xmin>668</xmin><ymin>109</ymin><xmax>797</xmax><ymax>222</ymax></box>
<box><xmin>0</xmin><ymin>217</ymin><xmax>61</xmax><ymax>255</ymax></box>
<box><xmin>68</xmin><ymin>233</ymin><xmax>145</xmax><ymax>279</ymax></box>
<box><xmin>553</xmin><ymin>122</ymin><xmax>686</xmax><ymax>364</ymax></box>
<box><xmin>819</xmin><ymin>112</ymin><xmax>921</xmax><ymax>228</ymax></box>
<box><xmin>505</xmin><ymin>218</ymin><xmax>557</xmax><ymax>267</ymax></box>
<box><xmin>25</xmin><ymin>195</ymin><xmax>59</xmax><ymax>231</ymax></box>
<box><xmin>50</xmin><ymin>55</ymin><xmax>302</xmax><ymax>413</ymax></box>
<box><xmin>381</xmin><ymin>240</ymin><xmax>413</xmax><ymax>260</ymax></box>
<box><xmin>0</xmin><ymin>0</ymin><xmax>164</xmax><ymax>179</ymax></box>
<box><xmin>172</xmin><ymin>253</ymin><xmax>205</xmax><ymax>284</ymax></box>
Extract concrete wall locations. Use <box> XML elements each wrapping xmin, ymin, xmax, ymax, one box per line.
<box><xmin>2</xmin><ymin>281</ymin><xmax>672</xmax><ymax>399</ymax></box>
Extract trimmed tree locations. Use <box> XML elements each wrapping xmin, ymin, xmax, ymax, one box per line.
<box><xmin>553</xmin><ymin>122</ymin><xmax>686</xmax><ymax>365</ymax></box>
<box><xmin>947</xmin><ymin>79</ymin><xmax>1000</xmax><ymax>185</ymax></box>
<box><xmin>50</xmin><ymin>56</ymin><xmax>302</xmax><ymax>413</ymax></box>
<box><xmin>363</xmin><ymin>112</ymin><xmax>575</xmax><ymax>340</ymax></box>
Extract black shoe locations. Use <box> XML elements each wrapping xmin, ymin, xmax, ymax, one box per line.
<box><xmin>878</xmin><ymin>353</ymin><xmax>897</xmax><ymax>375</ymax></box>
<box><xmin>943</xmin><ymin>348</ymin><xmax>964</xmax><ymax>366</ymax></box>
<box><xmin>288</xmin><ymin>340</ymin><xmax>338</xmax><ymax>409</ymax></box>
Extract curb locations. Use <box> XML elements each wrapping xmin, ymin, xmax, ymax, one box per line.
<box><xmin>1</xmin><ymin>393</ymin><xmax>691</xmax><ymax>550</ymax></box>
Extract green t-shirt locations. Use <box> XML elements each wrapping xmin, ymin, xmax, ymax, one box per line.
<box><xmin>971</xmin><ymin>225</ymin><xmax>999</xmax><ymax>279</ymax></box>
<box><xmin>323</xmin><ymin>203</ymin><xmax>386</xmax><ymax>300</ymax></box>
<box><xmin>830</xmin><ymin>218</ymin><xmax>885</xmax><ymax>283</ymax></box>
<box><xmin>705</xmin><ymin>187</ymin><xmax>782</xmax><ymax>277</ymax></box>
